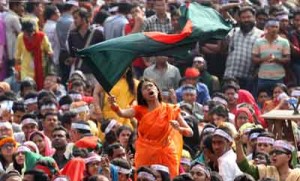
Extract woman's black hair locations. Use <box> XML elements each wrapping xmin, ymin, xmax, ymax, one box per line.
<box><xmin>209</xmin><ymin>105</ymin><xmax>229</xmax><ymax>120</ymax></box>
<box><xmin>234</xmin><ymin>173</ymin><xmax>255</xmax><ymax>181</ymax></box>
<box><xmin>12</xmin><ymin>152</ymin><xmax>24</xmax><ymax>174</ymax></box>
<box><xmin>137</xmin><ymin>78</ymin><xmax>162</xmax><ymax>106</ymax></box>
<box><xmin>125</xmin><ymin>67</ymin><xmax>136</xmax><ymax>96</ymax></box>
<box><xmin>116</xmin><ymin>126</ymin><xmax>132</xmax><ymax>138</ymax></box>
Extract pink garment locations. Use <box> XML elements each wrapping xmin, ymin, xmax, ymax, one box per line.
<box><xmin>231</xmin><ymin>89</ymin><xmax>267</xmax><ymax>128</ymax></box>
<box><xmin>29</xmin><ymin>131</ymin><xmax>55</xmax><ymax>157</ymax></box>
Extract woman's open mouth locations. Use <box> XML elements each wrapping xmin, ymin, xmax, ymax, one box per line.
<box><xmin>149</xmin><ymin>91</ymin><xmax>154</xmax><ymax>96</ymax></box>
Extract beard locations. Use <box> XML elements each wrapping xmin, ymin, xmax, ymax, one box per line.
<box><xmin>240</xmin><ymin>21</ymin><xmax>255</xmax><ymax>33</ymax></box>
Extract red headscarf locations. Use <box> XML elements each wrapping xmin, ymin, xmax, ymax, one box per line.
<box><xmin>60</xmin><ymin>157</ymin><xmax>86</xmax><ymax>181</ymax></box>
<box><xmin>29</xmin><ymin>131</ymin><xmax>55</xmax><ymax>157</ymax></box>
<box><xmin>235</xmin><ymin>107</ymin><xmax>253</xmax><ymax>128</ymax></box>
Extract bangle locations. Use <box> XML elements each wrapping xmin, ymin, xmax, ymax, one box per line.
<box><xmin>111</xmin><ymin>104</ymin><xmax>120</xmax><ymax>112</ymax></box>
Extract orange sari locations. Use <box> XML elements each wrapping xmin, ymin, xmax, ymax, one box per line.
<box><xmin>133</xmin><ymin>103</ymin><xmax>183</xmax><ymax>178</ymax></box>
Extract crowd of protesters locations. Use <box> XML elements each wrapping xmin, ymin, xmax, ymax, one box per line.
<box><xmin>0</xmin><ymin>0</ymin><xmax>300</xmax><ymax>181</ymax></box>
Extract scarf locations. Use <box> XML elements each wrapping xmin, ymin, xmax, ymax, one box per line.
<box><xmin>23</xmin><ymin>31</ymin><xmax>45</xmax><ymax>90</ymax></box>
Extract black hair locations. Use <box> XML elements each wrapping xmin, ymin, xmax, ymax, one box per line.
<box><xmin>37</xmin><ymin>90</ymin><xmax>56</xmax><ymax>106</ymax></box>
<box><xmin>116</xmin><ymin>126</ymin><xmax>132</xmax><ymax>137</ymax></box>
<box><xmin>212</xmin><ymin>92</ymin><xmax>228</xmax><ymax>101</ymax></box>
<box><xmin>0</xmin><ymin>170</ymin><xmax>21</xmax><ymax>181</ymax></box>
<box><xmin>257</xmin><ymin>87</ymin><xmax>270</xmax><ymax>97</ymax></box>
<box><xmin>93</xmin><ymin>10</ymin><xmax>109</xmax><ymax>25</ymax></box>
<box><xmin>272</xmin><ymin>83</ymin><xmax>288</xmax><ymax>94</ymax></box>
<box><xmin>35</xmin><ymin>158</ymin><xmax>59</xmax><ymax>177</ymax></box>
<box><xmin>72</xmin><ymin>147</ymin><xmax>89</xmax><ymax>158</ymax></box>
<box><xmin>52</xmin><ymin>126</ymin><xmax>70</xmax><ymax>139</ymax></box>
<box><xmin>73</xmin><ymin>7</ymin><xmax>91</xmax><ymax>23</ymax></box>
<box><xmin>293</xmin><ymin>8</ymin><xmax>300</xmax><ymax>18</ymax></box>
<box><xmin>62</xmin><ymin>3</ymin><xmax>74</xmax><ymax>12</ymax></box>
<box><xmin>59</xmin><ymin>95</ymin><xmax>73</xmax><ymax>106</ymax></box>
<box><xmin>216</xmin><ymin>125</ymin><xmax>233</xmax><ymax>139</ymax></box>
<box><xmin>0</xmin><ymin>91</ymin><xmax>17</xmax><ymax>102</ymax></box>
<box><xmin>238</xmin><ymin>6</ymin><xmax>256</xmax><ymax>16</ymax></box>
<box><xmin>203</xmin><ymin>134</ymin><xmax>214</xmax><ymax>153</ymax></box>
<box><xmin>20</xmin><ymin>79</ymin><xmax>37</xmax><ymax>96</ymax></box>
<box><xmin>107</xmin><ymin>143</ymin><xmax>123</xmax><ymax>158</ymax></box>
<box><xmin>60</xmin><ymin>111</ymin><xmax>77</xmax><ymax>127</ymax></box>
<box><xmin>137</xmin><ymin>78</ymin><xmax>162</xmax><ymax>106</ymax></box>
<box><xmin>260</xmin><ymin>178</ymin><xmax>277</xmax><ymax>181</ymax></box>
<box><xmin>21</xmin><ymin>113</ymin><xmax>37</xmax><ymax>122</ymax></box>
<box><xmin>269</xmin><ymin>6</ymin><xmax>283</xmax><ymax>16</ymax></box>
<box><xmin>72</xmin><ymin>121</ymin><xmax>91</xmax><ymax>135</ymax></box>
<box><xmin>125</xmin><ymin>67</ymin><xmax>136</xmax><ymax>96</ymax></box>
<box><xmin>257</xmin><ymin>132</ymin><xmax>275</xmax><ymax>139</ymax></box>
<box><xmin>172</xmin><ymin>173</ymin><xmax>193</xmax><ymax>181</ymax></box>
<box><xmin>12</xmin><ymin>101</ymin><xmax>26</xmax><ymax>112</ymax></box>
<box><xmin>234</xmin><ymin>174</ymin><xmax>255</xmax><ymax>181</ymax></box>
<box><xmin>209</xmin><ymin>105</ymin><xmax>229</xmax><ymax>120</ymax></box>
<box><xmin>222</xmin><ymin>82</ymin><xmax>240</xmax><ymax>92</ymax></box>
<box><xmin>44</xmin><ymin>5</ymin><xmax>58</xmax><ymax>21</ymax></box>
<box><xmin>38</xmin><ymin>97</ymin><xmax>57</xmax><ymax>111</ymax></box>
<box><xmin>24</xmin><ymin>91</ymin><xmax>38</xmax><ymax>101</ymax></box>
<box><xmin>253</xmin><ymin>151</ymin><xmax>271</xmax><ymax>165</ymax></box>
<box><xmin>45</xmin><ymin>72</ymin><xmax>61</xmax><ymax>83</ymax></box>
<box><xmin>25</xmin><ymin>2</ymin><xmax>41</xmax><ymax>14</ymax></box>
<box><xmin>210</xmin><ymin>171</ymin><xmax>223</xmax><ymax>181</ymax></box>
<box><xmin>70</xmin><ymin>80</ymin><xmax>86</xmax><ymax>90</ymax></box>
<box><xmin>256</xmin><ymin>8</ymin><xmax>268</xmax><ymax>17</ymax></box>
<box><xmin>24</xmin><ymin>169</ymin><xmax>50</xmax><ymax>181</ymax></box>
<box><xmin>118</xmin><ymin>3</ymin><xmax>132</xmax><ymax>15</ymax></box>
<box><xmin>9</xmin><ymin>2</ymin><xmax>23</xmax><ymax>10</ymax></box>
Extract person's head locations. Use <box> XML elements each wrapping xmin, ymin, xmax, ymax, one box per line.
<box><xmin>29</xmin><ymin>132</ymin><xmax>47</xmax><ymax>155</ymax></box>
<box><xmin>256</xmin><ymin>8</ymin><xmax>269</xmax><ymax>30</ymax></box>
<box><xmin>69</xmin><ymin>80</ymin><xmax>85</xmax><ymax>95</ymax></box>
<box><xmin>42</xmin><ymin>112</ymin><xmax>59</xmax><ymax>133</ymax></box>
<box><xmin>150</xmin><ymin>164</ymin><xmax>170</xmax><ymax>181</ymax></box>
<box><xmin>118</xmin><ymin>2</ymin><xmax>132</xmax><ymax>15</ymax></box>
<box><xmin>59</xmin><ymin>95</ymin><xmax>73</xmax><ymax>113</ymax></box>
<box><xmin>184</xmin><ymin>67</ymin><xmax>200</xmax><ymax>85</ymax></box>
<box><xmin>265</xmin><ymin>18</ymin><xmax>280</xmax><ymax>36</ymax></box>
<box><xmin>13</xmin><ymin>145</ymin><xmax>30</xmax><ymax>168</ymax></box>
<box><xmin>87</xmin><ymin>175</ymin><xmax>109</xmax><ymax>181</ymax></box>
<box><xmin>107</xmin><ymin>143</ymin><xmax>126</xmax><ymax>160</ymax></box>
<box><xmin>190</xmin><ymin>163</ymin><xmax>211</xmax><ymax>181</ymax></box>
<box><xmin>70</xmin><ymin>101</ymin><xmax>90</xmax><ymax>121</ymax></box>
<box><xmin>52</xmin><ymin>126</ymin><xmax>69</xmax><ymax>150</ymax></box>
<box><xmin>137</xmin><ymin>78</ymin><xmax>162</xmax><ymax>106</ymax></box>
<box><xmin>93</xmin><ymin>10</ymin><xmax>109</xmax><ymax>25</ymax></box>
<box><xmin>171</xmin><ymin>9</ymin><xmax>180</xmax><ymax>32</ymax></box>
<box><xmin>192</xmin><ymin>56</ymin><xmax>206</xmax><ymax>72</ymax></box>
<box><xmin>272</xmin><ymin>83</ymin><xmax>288</xmax><ymax>100</ymax></box>
<box><xmin>210</xmin><ymin>105</ymin><xmax>228</xmax><ymax>126</ymax></box>
<box><xmin>233</xmin><ymin>174</ymin><xmax>255</xmax><ymax>181</ymax></box>
<box><xmin>222</xmin><ymin>82</ymin><xmax>239</xmax><ymax>105</ymax></box>
<box><xmin>85</xmin><ymin>153</ymin><xmax>102</xmax><ymax>176</ymax></box>
<box><xmin>116</xmin><ymin>126</ymin><xmax>132</xmax><ymax>149</ymax></box>
<box><xmin>181</xmin><ymin>84</ymin><xmax>197</xmax><ymax>104</ymax></box>
<box><xmin>111</xmin><ymin>158</ymin><xmax>132</xmax><ymax>181</ymax></box>
<box><xmin>20</xmin><ymin>114</ymin><xmax>38</xmax><ymax>140</ymax></box>
<box><xmin>0</xmin><ymin>122</ymin><xmax>13</xmax><ymax>138</ymax></box>
<box><xmin>62</xmin><ymin>2</ymin><xmax>78</xmax><ymax>14</ymax></box>
<box><xmin>248</xmin><ymin>128</ymin><xmax>265</xmax><ymax>148</ymax></box>
<box><xmin>60</xmin><ymin>111</ymin><xmax>77</xmax><ymax>130</ymax></box>
<box><xmin>277</xmin><ymin>12</ymin><xmax>289</xmax><ymax>31</ymax></box>
<box><xmin>43</xmin><ymin>73</ymin><xmax>60</xmax><ymax>91</ymax></box>
<box><xmin>12</xmin><ymin>101</ymin><xmax>25</xmax><ymax>124</ymax></box>
<box><xmin>154</xmin><ymin>0</ymin><xmax>167</xmax><ymax>16</ymax></box>
<box><xmin>238</xmin><ymin>6</ymin><xmax>256</xmax><ymax>33</ymax></box>
<box><xmin>0</xmin><ymin>170</ymin><xmax>22</xmax><ymax>181</ymax></box>
<box><xmin>73</xmin><ymin>7</ymin><xmax>91</xmax><ymax>29</ymax></box>
<box><xmin>20</xmin><ymin>79</ymin><xmax>36</xmax><ymax>98</ymax></box>
<box><xmin>172</xmin><ymin>173</ymin><xmax>193</xmax><ymax>181</ymax></box>
<box><xmin>70</xmin><ymin>121</ymin><xmax>91</xmax><ymax>142</ymax></box>
<box><xmin>23</xmin><ymin>169</ymin><xmax>50</xmax><ymax>181</ymax></box>
<box><xmin>256</xmin><ymin>132</ymin><xmax>275</xmax><ymax>154</ymax></box>
<box><xmin>136</xmin><ymin>166</ymin><xmax>157</xmax><ymax>181</ymax></box>
<box><xmin>9</xmin><ymin>2</ymin><xmax>25</xmax><ymax>16</ymax></box>
<box><xmin>155</xmin><ymin>56</ymin><xmax>168</xmax><ymax>66</ymax></box>
<box><xmin>23</xmin><ymin>92</ymin><xmax>38</xmax><ymax>113</ymax></box>
<box><xmin>257</xmin><ymin>88</ymin><xmax>270</xmax><ymax>105</ymax></box>
<box><xmin>235</xmin><ymin>107</ymin><xmax>253</xmax><ymax>129</ymax></box>
<box><xmin>212</xmin><ymin>126</ymin><xmax>233</xmax><ymax>157</ymax></box>
<box><xmin>211</xmin><ymin>93</ymin><xmax>228</xmax><ymax>107</ymax></box>
<box><xmin>39</xmin><ymin>98</ymin><xmax>58</xmax><ymax>116</ymax></box>
<box><xmin>270</xmin><ymin>140</ymin><xmax>293</xmax><ymax>168</ymax></box>
<box><xmin>293</xmin><ymin>9</ymin><xmax>300</xmax><ymax>32</ymax></box>
<box><xmin>44</xmin><ymin>5</ymin><xmax>60</xmax><ymax>22</ymax></box>
<box><xmin>25</xmin><ymin>2</ymin><xmax>44</xmax><ymax>17</ymax></box>
<box><xmin>253</xmin><ymin>151</ymin><xmax>270</xmax><ymax>165</ymax></box>
<box><xmin>0</xmin><ymin>136</ymin><xmax>16</xmax><ymax>160</ymax></box>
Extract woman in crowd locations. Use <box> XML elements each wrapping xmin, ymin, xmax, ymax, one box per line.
<box><xmin>0</xmin><ymin>137</ymin><xmax>17</xmax><ymax>172</ymax></box>
<box><xmin>109</xmin><ymin>78</ymin><xmax>193</xmax><ymax>178</ymax></box>
<box><xmin>29</xmin><ymin>131</ymin><xmax>55</xmax><ymax>157</ymax></box>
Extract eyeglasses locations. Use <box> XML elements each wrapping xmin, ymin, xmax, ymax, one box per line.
<box><xmin>2</xmin><ymin>143</ymin><xmax>14</xmax><ymax>149</ymax></box>
<box><xmin>270</xmin><ymin>150</ymin><xmax>289</xmax><ymax>156</ymax></box>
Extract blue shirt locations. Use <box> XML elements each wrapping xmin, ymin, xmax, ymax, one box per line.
<box><xmin>56</xmin><ymin>13</ymin><xmax>73</xmax><ymax>51</ymax></box>
<box><xmin>176</xmin><ymin>83</ymin><xmax>211</xmax><ymax>104</ymax></box>
<box><xmin>103</xmin><ymin>14</ymin><xmax>128</xmax><ymax>40</ymax></box>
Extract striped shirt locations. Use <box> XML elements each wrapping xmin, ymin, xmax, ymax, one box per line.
<box><xmin>141</xmin><ymin>14</ymin><xmax>172</xmax><ymax>33</ymax></box>
<box><xmin>252</xmin><ymin>36</ymin><xmax>290</xmax><ymax>80</ymax></box>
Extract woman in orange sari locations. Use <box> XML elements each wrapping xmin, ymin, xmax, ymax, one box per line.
<box><xmin>109</xmin><ymin>78</ymin><xmax>193</xmax><ymax>178</ymax></box>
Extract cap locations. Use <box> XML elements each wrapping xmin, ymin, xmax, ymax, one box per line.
<box><xmin>184</xmin><ymin>67</ymin><xmax>200</xmax><ymax>78</ymax></box>
<box><xmin>66</xmin><ymin>0</ymin><xmax>79</xmax><ymax>6</ymax></box>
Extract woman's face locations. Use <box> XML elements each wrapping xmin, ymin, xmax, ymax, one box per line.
<box><xmin>87</xmin><ymin>161</ymin><xmax>101</xmax><ymax>176</ymax></box>
<box><xmin>212</xmin><ymin>114</ymin><xmax>226</xmax><ymax>126</ymax></box>
<box><xmin>273</xmin><ymin>86</ymin><xmax>284</xmax><ymax>100</ymax></box>
<box><xmin>1</xmin><ymin>143</ymin><xmax>15</xmax><ymax>157</ymax></box>
<box><xmin>15</xmin><ymin>152</ymin><xmax>25</xmax><ymax>165</ymax></box>
<box><xmin>256</xmin><ymin>142</ymin><xmax>273</xmax><ymax>154</ymax></box>
<box><xmin>141</xmin><ymin>81</ymin><xmax>159</xmax><ymax>102</ymax></box>
<box><xmin>118</xmin><ymin>130</ymin><xmax>132</xmax><ymax>148</ymax></box>
<box><xmin>32</xmin><ymin>134</ymin><xmax>45</xmax><ymax>154</ymax></box>
<box><xmin>236</xmin><ymin>112</ymin><xmax>249</xmax><ymax>129</ymax></box>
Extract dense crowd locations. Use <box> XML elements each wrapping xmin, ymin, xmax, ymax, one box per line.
<box><xmin>0</xmin><ymin>0</ymin><xmax>300</xmax><ymax>181</ymax></box>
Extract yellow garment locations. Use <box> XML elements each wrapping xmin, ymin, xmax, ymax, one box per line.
<box><xmin>22</xmin><ymin>14</ymin><xmax>39</xmax><ymax>31</ymax></box>
<box><xmin>15</xmin><ymin>33</ymin><xmax>52</xmax><ymax>80</ymax></box>
<box><xmin>258</xmin><ymin>165</ymin><xmax>300</xmax><ymax>181</ymax></box>
<box><xmin>102</xmin><ymin>78</ymin><xmax>138</xmax><ymax>128</ymax></box>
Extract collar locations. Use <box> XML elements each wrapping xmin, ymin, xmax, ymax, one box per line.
<box><xmin>154</xmin><ymin>13</ymin><xmax>171</xmax><ymax>23</ymax></box>
<box><xmin>218</xmin><ymin>149</ymin><xmax>235</xmax><ymax>161</ymax></box>
<box><xmin>262</xmin><ymin>36</ymin><xmax>280</xmax><ymax>43</ymax></box>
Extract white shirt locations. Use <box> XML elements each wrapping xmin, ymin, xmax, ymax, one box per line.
<box><xmin>218</xmin><ymin>149</ymin><xmax>243</xmax><ymax>181</ymax></box>
<box><xmin>4</xmin><ymin>10</ymin><xmax>21</xmax><ymax>60</ymax></box>
<box><xmin>43</xmin><ymin>20</ymin><xmax>60</xmax><ymax>65</ymax></box>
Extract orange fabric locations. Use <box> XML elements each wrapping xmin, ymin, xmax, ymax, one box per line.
<box><xmin>143</xmin><ymin>20</ymin><xmax>193</xmax><ymax>44</ymax></box>
<box><xmin>60</xmin><ymin>157</ymin><xmax>85</xmax><ymax>181</ymax></box>
<box><xmin>133</xmin><ymin>103</ymin><xmax>183</xmax><ymax>179</ymax></box>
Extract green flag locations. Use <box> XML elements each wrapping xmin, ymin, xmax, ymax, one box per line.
<box><xmin>77</xmin><ymin>2</ymin><xmax>232</xmax><ymax>92</ymax></box>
